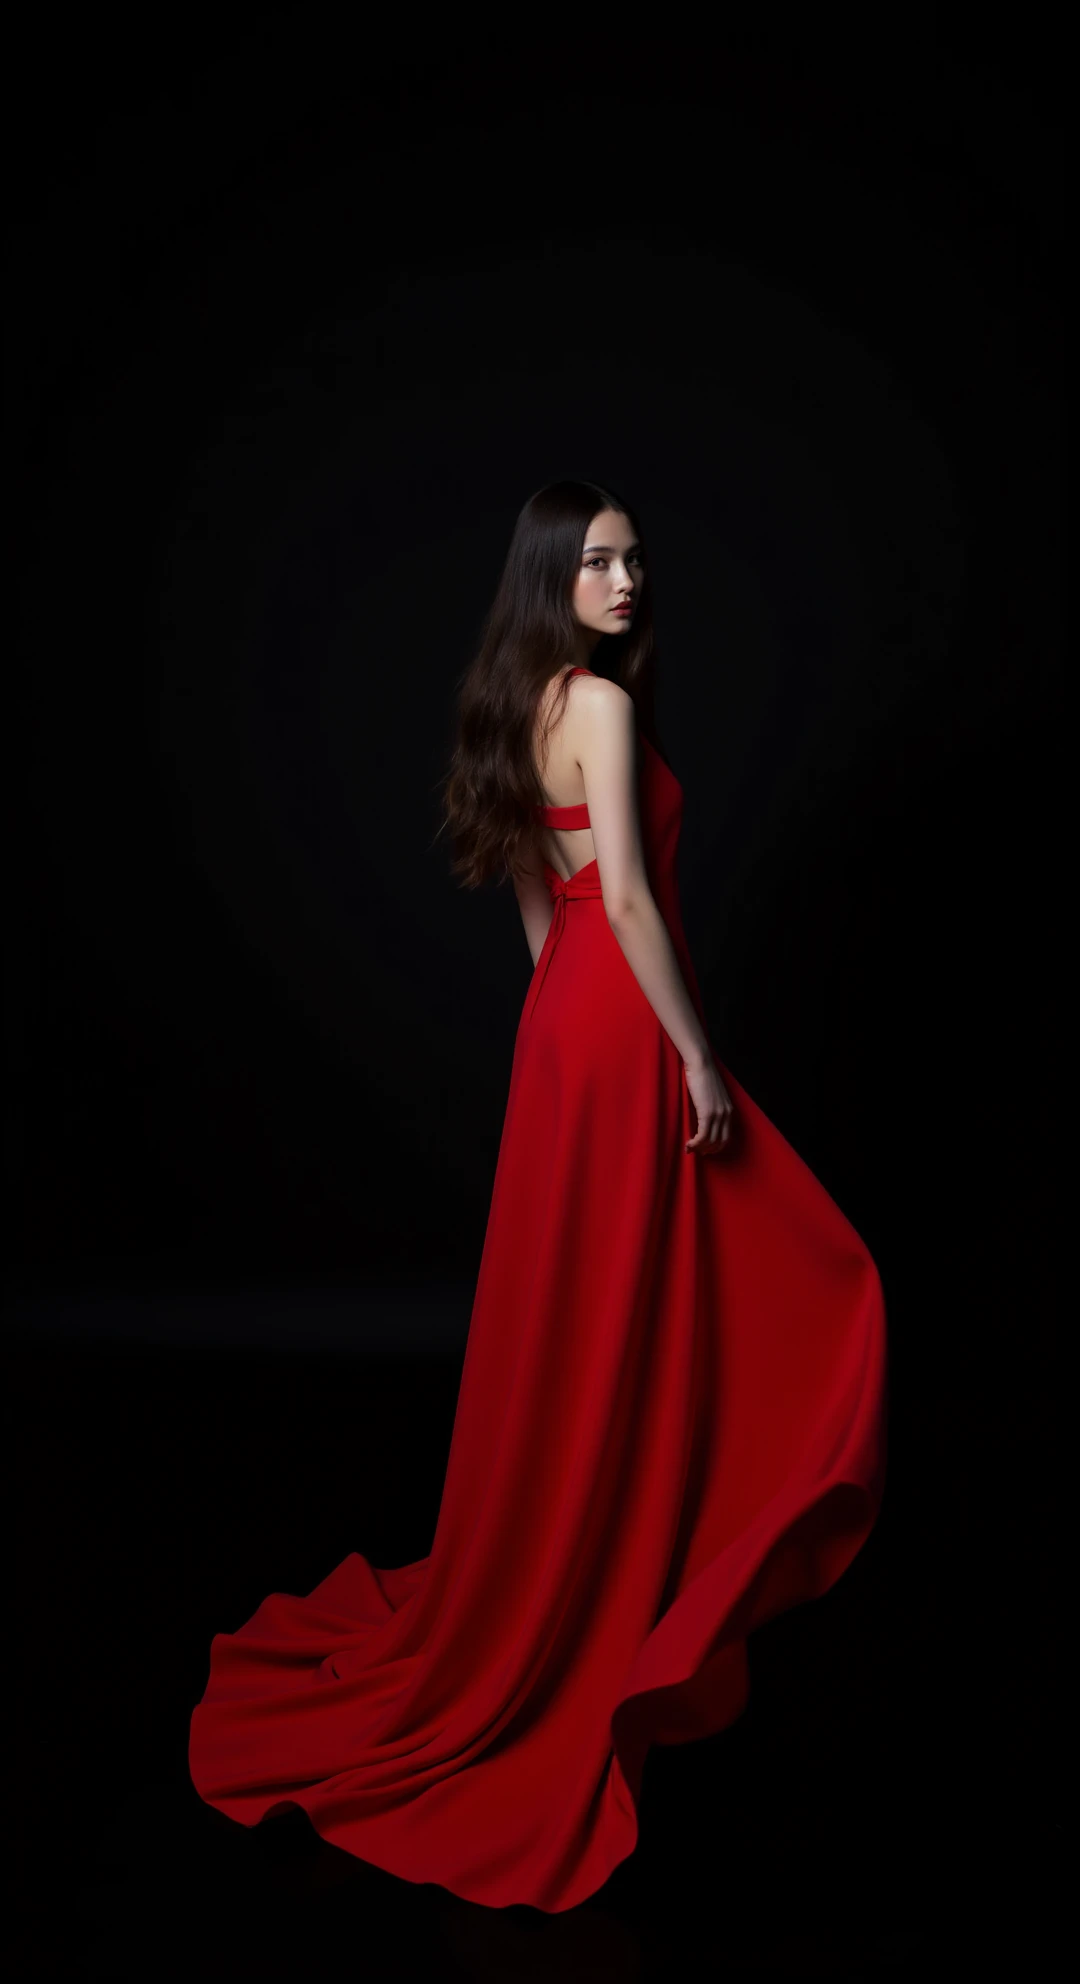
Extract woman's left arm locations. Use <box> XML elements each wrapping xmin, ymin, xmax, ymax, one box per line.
<box><xmin>512</xmin><ymin>852</ymin><xmax>554</xmax><ymax>969</ymax></box>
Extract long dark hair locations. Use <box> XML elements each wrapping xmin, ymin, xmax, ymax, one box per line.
<box><xmin>439</xmin><ymin>478</ymin><xmax>660</xmax><ymax>889</ymax></box>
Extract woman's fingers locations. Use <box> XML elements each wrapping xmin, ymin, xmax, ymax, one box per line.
<box><xmin>683</xmin><ymin>1057</ymin><xmax>736</xmax><ymax>1153</ymax></box>
<box><xmin>686</xmin><ymin>1104</ymin><xmax>735</xmax><ymax>1154</ymax></box>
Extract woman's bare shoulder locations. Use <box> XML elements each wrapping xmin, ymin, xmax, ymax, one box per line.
<box><xmin>568</xmin><ymin>671</ymin><xmax>635</xmax><ymax>730</ymax></box>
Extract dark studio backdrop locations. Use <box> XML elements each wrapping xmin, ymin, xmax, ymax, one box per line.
<box><xmin>9</xmin><ymin>18</ymin><xmax>1063</xmax><ymax>1978</ymax></box>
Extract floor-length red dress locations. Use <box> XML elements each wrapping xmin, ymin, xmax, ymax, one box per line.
<box><xmin>188</xmin><ymin>667</ymin><xmax>888</xmax><ymax>1913</ymax></box>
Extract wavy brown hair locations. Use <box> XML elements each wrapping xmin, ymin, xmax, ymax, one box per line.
<box><xmin>438</xmin><ymin>478</ymin><xmax>662</xmax><ymax>889</ymax></box>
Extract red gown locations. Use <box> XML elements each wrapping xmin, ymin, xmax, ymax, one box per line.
<box><xmin>188</xmin><ymin>667</ymin><xmax>888</xmax><ymax>1913</ymax></box>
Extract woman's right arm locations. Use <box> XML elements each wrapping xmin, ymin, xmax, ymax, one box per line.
<box><xmin>573</xmin><ymin>678</ymin><xmax>733</xmax><ymax>1153</ymax></box>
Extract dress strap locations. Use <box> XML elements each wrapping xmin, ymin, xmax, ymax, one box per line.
<box><xmin>534</xmin><ymin>798</ymin><xmax>591</xmax><ymax>828</ymax></box>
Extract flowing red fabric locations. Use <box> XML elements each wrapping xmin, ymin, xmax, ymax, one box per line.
<box><xmin>188</xmin><ymin>668</ymin><xmax>888</xmax><ymax>1912</ymax></box>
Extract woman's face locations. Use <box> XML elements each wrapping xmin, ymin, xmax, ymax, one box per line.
<box><xmin>571</xmin><ymin>509</ymin><xmax>643</xmax><ymax>642</ymax></box>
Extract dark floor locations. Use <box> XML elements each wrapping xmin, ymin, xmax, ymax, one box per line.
<box><xmin>9</xmin><ymin>1289</ymin><xmax>1060</xmax><ymax>1981</ymax></box>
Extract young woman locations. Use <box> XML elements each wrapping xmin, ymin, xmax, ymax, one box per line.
<box><xmin>189</xmin><ymin>478</ymin><xmax>888</xmax><ymax>1915</ymax></box>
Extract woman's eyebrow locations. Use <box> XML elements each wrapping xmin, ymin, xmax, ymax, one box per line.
<box><xmin>583</xmin><ymin>542</ymin><xmax>641</xmax><ymax>554</ymax></box>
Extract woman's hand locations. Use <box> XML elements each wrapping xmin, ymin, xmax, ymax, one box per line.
<box><xmin>684</xmin><ymin>1054</ymin><xmax>735</xmax><ymax>1155</ymax></box>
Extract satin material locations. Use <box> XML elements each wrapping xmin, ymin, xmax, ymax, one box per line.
<box><xmin>520</xmin><ymin>862</ymin><xmax>604</xmax><ymax>1032</ymax></box>
<box><xmin>188</xmin><ymin>669</ymin><xmax>888</xmax><ymax>1914</ymax></box>
<box><xmin>536</xmin><ymin>796</ymin><xmax>591</xmax><ymax>830</ymax></box>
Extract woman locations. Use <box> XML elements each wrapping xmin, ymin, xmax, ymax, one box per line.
<box><xmin>188</xmin><ymin>478</ymin><xmax>888</xmax><ymax>1915</ymax></box>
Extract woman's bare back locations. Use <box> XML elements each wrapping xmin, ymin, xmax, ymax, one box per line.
<box><xmin>531</xmin><ymin>668</ymin><xmax>600</xmax><ymax>883</ymax></box>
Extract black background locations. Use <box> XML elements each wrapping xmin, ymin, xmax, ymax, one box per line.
<box><xmin>9</xmin><ymin>18</ymin><xmax>1063</xmax><ymax>1978</ymax></box>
